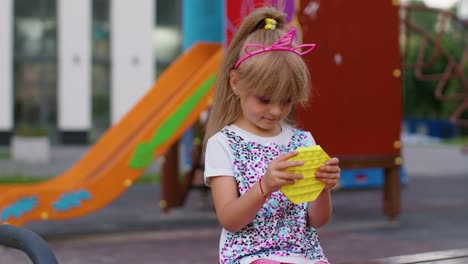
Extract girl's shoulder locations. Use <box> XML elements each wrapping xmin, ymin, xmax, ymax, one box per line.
<box><xmin>290</xmin><ymin>126</ymin><xmax>316</xmax><ymax>146</ymax></box>
<box><xmin>208</xmin><ymin>125</ymin><xmax>315</xmax><ymax>146</ymax></box>
<box><xmin>206</xmin><ymin>129</ymin><xmax>230</xmax><ymax>148</ymax></box>
<box><xmin>205</xmin><ymin>126</ymin><xmax>241</xmax><ymax>150</ymax></box>
<box><xmin>219</xmin><ymin>125</ymin><xmax>314</xmax><ymax>145</ymax></box>
<box><xmin>207</xmin><ymin>126</ymin><xmax>235</xmax><ymax>142</ymax></box>
<box><xmin>206</xmin><ymin>125</ymin><xmax>249</xmax><ymax>143</ymax></box>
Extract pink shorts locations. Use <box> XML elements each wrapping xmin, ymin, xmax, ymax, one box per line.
<box><xmin>251</xmin><ymin>260</ymin><xmax>329</xmax><ymax>264</ymax></box>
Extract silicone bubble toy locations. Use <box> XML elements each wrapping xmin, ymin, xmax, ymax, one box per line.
<box><xmin>281</xmin><ymin>146</ymin><xmax>330</xmax><ymax>204</ymax></box>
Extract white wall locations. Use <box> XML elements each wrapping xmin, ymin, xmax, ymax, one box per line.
<box><xmin>111</xmin><ymin>0</ymin><xmax>155</xmax><ymax>123</ymax></box>
<box><xmin>459</xmin><ymin>0</ymin><xmax>468</xmax><ymax>20</ymax></box>
<box><xmin>0</xmin><ymin>0</ymin><xmax>13</xmax><ymax>131</ymax></box>
<box><xmin>58</xmin><ymin>0</ymin><xmax>91</xmax><ymax>130</ymax></box>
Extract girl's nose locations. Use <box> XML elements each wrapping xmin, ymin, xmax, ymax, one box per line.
<box><xmin>269</xmin><ymin>103</ymin><xmax>282</xmax><ymax>116</ymax></box>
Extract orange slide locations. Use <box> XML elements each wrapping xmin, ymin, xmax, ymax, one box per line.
<box><xmin>0</xmin><ymin>43</ymin><xmax>222</xmax><ymax>226</ymax></box>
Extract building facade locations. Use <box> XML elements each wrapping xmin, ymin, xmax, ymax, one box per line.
<box><xmin>0</xmin><ymin>0</ymin><xmax>185</xmax><ymax>145</ymax></box>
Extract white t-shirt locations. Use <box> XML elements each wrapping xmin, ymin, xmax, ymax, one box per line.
<box><xmin>204</xmin><ymin>124</ymin><xmax>315</xmax><ymax>186</ymax></box>
<box><xmin>204</xmin><ymin>125</ymin><xmax>326</xmax><ymax>264</ymax></box>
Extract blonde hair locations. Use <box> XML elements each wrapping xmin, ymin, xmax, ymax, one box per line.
<box><xmin>204</xmin><ymin>6</ymin><xmax>311</xmax><ymax>147</ymax></box>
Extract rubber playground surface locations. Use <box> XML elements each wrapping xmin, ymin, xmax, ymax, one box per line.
<box><xmin>1</xmin><ymin>167</ymin><xmax>467</xmax><ymax>263</ymax></box>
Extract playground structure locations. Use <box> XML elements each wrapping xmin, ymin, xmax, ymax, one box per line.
<box><xmin>1</xmin><ymin>0</ymin><xmax>466</xmax><ymax>227</ymax></box>
<box><xmin>0</xmin><ymin>0</ymin><xmax>401</xmax><ymax>227</ymax></box>
<box><xmin>165</xmin><ymin>0</ymin><xmax>404</xmax><ymax>220</ymax></box>
<box><xmin>401</xmin><ymin>4</ymin><xmax>468</xmax><ymax>127</ymax></box>
<box><xmin>0</xmin><ymin>43</ymin><xmax>222</xmax><ymax>226</ymax></box>
<box><xmin>295</xmin><ymin>0</ymin><xmax>403</xmax><ymax>220</ymax></box>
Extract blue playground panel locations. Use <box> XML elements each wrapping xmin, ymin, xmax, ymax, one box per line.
<box><xmin>339</xmin><ymin>167</ymin><xmax>407</xmax><ymax>189</ymax></box>
<box><xmin>404</xmin><ymin>118</ymin><xmax>457</xmax><ymax>139</ymax></box>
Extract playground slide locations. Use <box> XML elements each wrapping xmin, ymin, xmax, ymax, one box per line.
<box><xmin>0</xmin><ymin>43</ymin><xmax>222</xmax><ymax>226</ymax></box>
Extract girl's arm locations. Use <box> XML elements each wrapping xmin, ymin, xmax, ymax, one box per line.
<box><xmin>308</xmin><ymin>157</ymin><xmax>341</xmax><ymax>228</ymax></box>
<box><xmin>210</xmin><ymin>176</ymin><xmax>266</xmax><ymax>232</ymax></box>
<box><xmin>210</xmin><ymin>151</ymin><xmax>304</xmax><ymax>232</ymax></box>
<box><xmin>307</xmin><ymin>190</ymin><xmax>332</xmax><ymax>228</ymax></box>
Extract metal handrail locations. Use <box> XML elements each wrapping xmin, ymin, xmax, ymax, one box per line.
<box><xmin>0</xmin><ymin>224</ymin><xmax>58</xmax><ymax>264</ymax></box>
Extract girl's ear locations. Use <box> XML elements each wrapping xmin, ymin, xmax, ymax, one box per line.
<box><xmin>230</xmin><ymin>71</ymin><xmax>239</xmax><ymax>94</ymax></box>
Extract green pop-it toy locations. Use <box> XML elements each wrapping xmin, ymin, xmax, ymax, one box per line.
<box><xmin>280</xmin><ymin>145</ymin><xmax>330</xmax><ymax>204</ymax></box>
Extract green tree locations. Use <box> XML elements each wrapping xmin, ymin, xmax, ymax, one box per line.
<box><xmin>402</xmin><ymin>4</ymin><xmax>467</xmax><ymax>136</ymax></box>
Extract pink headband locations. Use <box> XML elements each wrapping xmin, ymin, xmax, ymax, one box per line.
<box><xmin>234</xmin><ymin>27</ymin><xmax>316</xmax><ymax>69</ymax></box>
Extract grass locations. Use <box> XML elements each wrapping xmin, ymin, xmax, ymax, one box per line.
<box><xmin>441</xmin><ymin>136</ymin><xmax>468</xmax><ymax>146</ymax></box>
<box><xmin>0</xmin><ymin>175</ymin><xmax>50</xmax><ymax>184</ymax></box>
<box><xmin>0</xmin><ymin>173</ymin><xmax>161</xmax><ymax>185</ymax></box>
<box><xmin>0</xmin><ymin>151</ymin><xmax>10</xmax><ymax>160</ymax></box>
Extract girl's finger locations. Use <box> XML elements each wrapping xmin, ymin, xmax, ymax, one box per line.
<box><xmin>289</xmin><ymin>173</ymin><xmax>304</xmax><ymax>180</ymax></box>
<box><xmin>319</xmin><ymin>164</ymin><xmax>341</xmax><ymax>173</ymax></box>
<box><xmin>275</xmin><ymin>160</ymin><xmax>304</xmax><ymax>170</ymax></box>
<box><xmin>273</xmin><ymin>151</ymin><xmax>300</xmax><ymax>162</ymax></box>
<box><xmin>315</xmin><ymin>171</ymin><xmax>340</xmax><ymax>179</ymax></box>
<box><xmin>281</xmin><ymin>178</ymin><xmax>296</xmax><ymax>185</ymax></box>
<box><xmin>267</xmin><ymin>176</ymin><xmax>295</xmax><ymax>188</ymax></box>
<box><xmin>320</xmin><ymin>178</ymin><xmax>337</xmax><ymax>186</ymax></box>
<box><xmin>325</xmin><ymin>157</ymin><xmax>340</xmax><ymax>165</ymax></box>
<box><xmin>274</xmin><ymin>171</ymin><xmax>303</xmax><ymax>181</ymax></box>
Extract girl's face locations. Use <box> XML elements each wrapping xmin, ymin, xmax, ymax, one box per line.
<box><xmin>235</xmin><ymin>93</ymin><xmax>293</xmax><ymax>137</ymax></box>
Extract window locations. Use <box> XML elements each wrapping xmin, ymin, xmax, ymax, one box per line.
<box><xmin>91</xmin><ymin>0</ymin><xmax>111</xmax><ymax>141</ymax></box>
<box><xmin>154</xmin><ymin>0</ymin><xmax>182</xmax><ymax>77</ymax></box>
<box><xmin>14</xmin><ymin>0</ymin><xmax>58</xmax><ymax>140</ymax></box>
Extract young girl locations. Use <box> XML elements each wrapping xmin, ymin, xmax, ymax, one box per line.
<box><xmin>204</xmin><ymin>6</ymin><xmax>341</xmax><ymax>264</ymax></box>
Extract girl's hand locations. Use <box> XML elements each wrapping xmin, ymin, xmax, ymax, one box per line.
<box><xmin>315</xmin><ymin>157</ymin><xmax>341</xmax><ymax>191</ymax></box>
<box><xmin>261</xmin><ymin>151</ymin><xmax>304</xmax><ymax>195</ymax></box>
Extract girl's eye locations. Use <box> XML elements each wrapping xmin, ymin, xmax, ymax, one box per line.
<box><xmin>256</xmin><ymin>96</ymin><xmax>270</xmax><ymax>104</ymax></box>
<box><xmin>281</xmin><ymin>97</ymin><xmax>292</xmax><ymax>104</ymax></box>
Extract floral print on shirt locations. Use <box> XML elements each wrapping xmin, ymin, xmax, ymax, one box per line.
<box><xmin>219</xmin><ymin>128</ymin><xmax>328</xmax><ymax>264</ymax></box>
